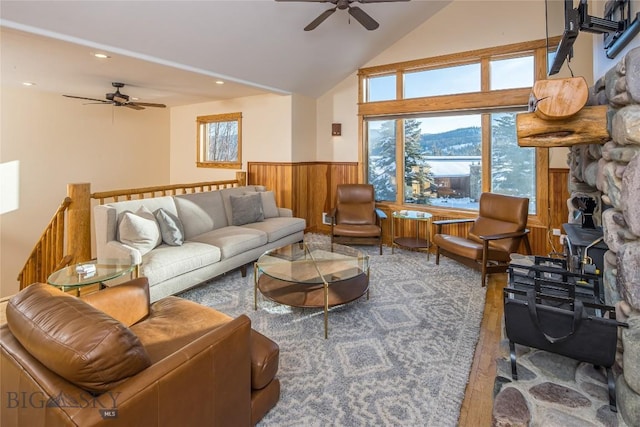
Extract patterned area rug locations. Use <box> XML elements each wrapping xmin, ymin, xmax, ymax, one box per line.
<box><xmin>178</xmin><ymin>234</ymin><xmax>486</xmax><ymax>426</ymax></box>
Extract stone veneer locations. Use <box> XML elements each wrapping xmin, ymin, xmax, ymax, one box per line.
<box><xmin>492</xmin><ymin>47</ymin><xmax>640</xmax><ymax>426</ymax></box>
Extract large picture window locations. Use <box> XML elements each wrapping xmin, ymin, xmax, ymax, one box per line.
<box><xmin>359</xmin><ymin>39</ymin><xmax>555</xmax><ymax>219</ymax></box>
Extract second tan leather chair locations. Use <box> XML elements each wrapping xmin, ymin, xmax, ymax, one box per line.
<box><xmin>433</xmin><ymin>192</ymin><xmax>531</xmax><ymax>286</ymax></box>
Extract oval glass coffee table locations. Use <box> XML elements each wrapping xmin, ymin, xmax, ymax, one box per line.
<box><xmin>254</xmin><ymin>242</ymin><xmax>369</xmax><ymax>338</ymax></box>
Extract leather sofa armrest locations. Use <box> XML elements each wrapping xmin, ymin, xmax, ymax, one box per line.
<box><xmin>81</xmin><ymin>277</ymin><xmax>150</xmax><ymax>327</ymax></box>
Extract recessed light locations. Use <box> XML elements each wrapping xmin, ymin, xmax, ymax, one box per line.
<box><xmin>22</xmin><ymin>82</ymin><xmax>36</xmax><ymax>86</ymax></box>
<box><xmin>93</xmin><ymin>53</ymin><xmax>110</xmax><ymax>59</ymax></box>
<box><xmin>215</xmin><ymin>80</ymin><xmax>225</xmax><ymax>85</ymax></box>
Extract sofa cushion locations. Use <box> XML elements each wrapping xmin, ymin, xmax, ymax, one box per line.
<box><xmin>131</xmin><ymin>296</ymin><xmax>233</xmax><ymax>364</ymax></box>
<box><xmin>230</xmin><ymin>193</ymin><xmax>264</xmax><ymax>225</ymax></box>
<box><xmin>190</xmin><ymin>226</ymin><xmax>268</xmax><ymax>259</ymax></box>
<box><xmin>141</xmin><ymin>242</ymin><xmax>222</xmax><ymax>286</ymax></box>
<box><xmin>242</xmin><ymin>217</ymin><xmax>306</xmax><ymax>243</ymax></box>
<box><xmin>174</xmin><ymin>191</ymin><xmax>227</xmax><ymax>238</ymax></box>
<box><xmin>6</xmin><ymin>283</ymin><xmax>151</xmax><ymax>394</ymax></box>
<box><xmin>154</xmin><ymin>208</ymin><xmax>185</xmax><ymax>246</ymax></box>
<box><xmin>118</xmin><ymin>206</ymin><xmax>162</xmax><ymax>256</ymax></box>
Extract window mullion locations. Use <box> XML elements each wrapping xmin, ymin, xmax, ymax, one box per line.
<box><xmin>481</xmin><ymin>57</ymin><xmax>490</xmax><ymax>92</ymax></box>
<box><xmin>396</xmin><ymin>119</ymin><xmax>404</xmax><ymax>204</ymax></box>
<box><xmin>481</xmin><ymin>114</ymin><xmax>492</xmax><ymax>193</ymax></box>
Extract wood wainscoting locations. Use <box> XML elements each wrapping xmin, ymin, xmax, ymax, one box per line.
<box><xmin>248</xmin><ymin>162</ymin><xmax>359</xmax><ymax>232</ymax></box>
<box><xmin>247</xmin><ymin>162</ymin><xmax>570</xmax><ymax>257</ymax></box>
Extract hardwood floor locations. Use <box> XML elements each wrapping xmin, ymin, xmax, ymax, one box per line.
<box><xmin>458</xmin><ymin>273</ymin><xmax>508</xmax><ymax>427</ymax></box>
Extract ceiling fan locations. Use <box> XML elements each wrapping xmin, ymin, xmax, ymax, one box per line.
<box><xmin>276</xmin><ymin>0</ymin><xmax>410</xmax><ymax>31</ymax></box>
<box><xmin>63</xmin><ymin>82</ymin><xmax>166</xmax><ymax>110</ymax></box>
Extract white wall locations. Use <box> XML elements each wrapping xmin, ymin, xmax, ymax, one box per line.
<box><xmin>169</xmin><ymin>93</ymin><xmax>292</xmax><ymax>183</ymax></box>
<box><xmin>592</xmin><ymin>0</ymin><xmax>640</xmax><ymax>79</ymax></box>
<box><xmin>0</xmin><ymin>86</ymin><xmax>169</xmax><ymax>297</ymax></box>
<box><xmin>292</xmin><ymin>93</ymin><xmax>317</xmax><ymax>162</ymax></box>
<box><xmin>316</xmin><ymin>75</ymin><xmax>359</xmax><ymax>162</ymax></box>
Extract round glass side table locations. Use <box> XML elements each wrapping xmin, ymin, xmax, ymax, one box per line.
<box><xmin>47</xmin><ymin>260</ymin><xmax>136</xmax><ymax>296</ymax></box>
<box><xmin>391</xmin><ymin>210</ymin><xmax>433</xmax><ymax>259</ymax></box>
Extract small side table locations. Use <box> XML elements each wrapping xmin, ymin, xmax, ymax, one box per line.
<box><xmin>47</xmin><ymin>260</ymin><xmax>136</xmax><ymax>296</ymax></box>
<box><xmin>391</xmin><ymin>210</ymin><xmax>433</xmax><ymax>259</ymax></box>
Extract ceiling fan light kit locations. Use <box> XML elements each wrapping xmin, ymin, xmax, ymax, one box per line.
<box><xmin>63</xmin><ymin>82</ymin><xmax>166</xmax><ymax>110</ymax></box>
<box><xmin>276</xmin><ymin>0</ymin><xmax>410</xmax><ymax>31</ymax></box>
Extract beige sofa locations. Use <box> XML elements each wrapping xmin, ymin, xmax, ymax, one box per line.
<box><xmin>94</xmin><ymin>186</ymin><xmax>305</xmax><ymax>302</ymax></box>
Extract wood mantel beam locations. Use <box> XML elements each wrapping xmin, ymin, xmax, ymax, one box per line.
<box><xmin>516</xmin><ymin>105</ymin><xmax>609</xmax><ymax>148</ymax></box>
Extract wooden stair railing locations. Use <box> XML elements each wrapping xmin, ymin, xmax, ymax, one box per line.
<box><xmin>16</xmin><ymin>171</ymin><xmax>247</xmax><ymax>290</ymax></box>
<box><xmin>17</xmin><ymin>198</ymin><xmax>73</xmax><ymax>289</ymax></box>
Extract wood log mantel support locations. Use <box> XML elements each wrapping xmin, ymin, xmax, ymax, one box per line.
<box><xmin>517</xmin><ymin>105</ymin><xmax>609</xmax><ymax>148</ymax></box>
<box><xmin>518</xmin><ymin>77</ymin><xmax>609</xmax><ymax>148</ymax></box>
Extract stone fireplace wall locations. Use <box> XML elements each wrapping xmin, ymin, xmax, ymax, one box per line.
<box><xmin>569</xmin><ymin>47</ymin><xmax>640</xmax><ymax>425</ymax></box>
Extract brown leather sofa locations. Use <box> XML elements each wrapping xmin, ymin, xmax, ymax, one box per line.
<box><xmin>0</xmin><ymin>278</ymin><xmax>280</xmax><ymax>426</ymax></box>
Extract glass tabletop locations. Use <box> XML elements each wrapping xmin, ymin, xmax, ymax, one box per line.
<box><xmin>256</xmin><ymin>242</ymin><xmax>368</xmax><ymax>285</ymax></box>
<box><xmin>47</xmin><ymin>260</ymin><xmax>136</xmax><ymax>289</ymax></box>
<box><xmin>392</xmin><ymin>210</ymin><xmax>433</xmax><ymax>220</ymax></box>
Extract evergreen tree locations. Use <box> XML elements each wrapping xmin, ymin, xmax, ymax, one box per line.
<box><xmin>491</xmin><ymin>113</ymin><xmax>535</xmax><ymax>199</ymax></box>
<box><xmin>368</xmin><ymin>121</ymin><xmax>397</xmax><ymax>201</ymax></box>
<box><xmin>404</xmin><ymin>119</ymin><xmax>434</xmax><ymax>204</ymax></box>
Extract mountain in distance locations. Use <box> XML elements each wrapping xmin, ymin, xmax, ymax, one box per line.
<box><xmin>420</xmin><ymin>126</ymin><xmax>481</xmax><ymax>156</ymax></box>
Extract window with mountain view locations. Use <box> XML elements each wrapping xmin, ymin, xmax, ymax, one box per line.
<box><xmin>360</xmin><ymin>41</ymin><xmax>549</xmax><ymax>215</ymax></box>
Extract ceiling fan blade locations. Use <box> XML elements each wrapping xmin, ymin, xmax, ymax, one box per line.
<box><xmin>123</xmin><ymin>103</ymin><xmax>145</xmax><ymax>111</ymax></box>
<box><xmin>304</xmin><ymin>7</ymin><xmax>337</xmax><ymax>30</ymax></box>
<box><xmin>276</xmin><ymin>0</ymin><xmax>335</xmax><ymax>2</ymax></box>
<box><xmin>130</xmin><ymin>102</ymin><xmax>167</xmax><ymax>108</ymax></box>
<box><xmin>357</xmin><ymin>0</ymin><xmax>410</xmax><ymax>3</ymax></box>
<box><xmin>63</xmin><ymin>95</ymin><xmax>109</xmax><ymax>103</ymax></box>
<box><xmin>348</xmin><ymin>6</ymin><xmax>379</xmax><ymax>30</ymax></box>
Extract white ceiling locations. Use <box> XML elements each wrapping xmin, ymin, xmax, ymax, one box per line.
<box><xmin>0</xmin><ymin>0</ymin><xmax>450</xmax><ymax>107</ymax></box>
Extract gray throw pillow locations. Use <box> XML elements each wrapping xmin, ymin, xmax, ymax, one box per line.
<box><xmin>154</xmin><ymin>208</ymin><xmax>185</xmax><ymax>246</ymax></box>
<box><xmin>230</xmin><ymin>193</ymin><xmax>264</xmax><ymax>225</ymax></box>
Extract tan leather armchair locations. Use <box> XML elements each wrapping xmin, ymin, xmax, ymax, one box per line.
<box><xmin>1</xmin><ymin>278</ymin><xmax>279</xmax><ymax>426</ymax></box>
<box><xmin>330</xmin><ymin>184</ymin><xmax>387</xmax><ymax>255</ymax></box>
<box><xmin>433</xmin><ymin>192</ymin><xmax>531</xmax><ymax>287</ymax></box>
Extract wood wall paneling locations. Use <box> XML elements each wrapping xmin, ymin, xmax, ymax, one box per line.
<box><xmin>247</xmin><ymin>162</ymin><xmax>569</xmax><ymax>257</ymax></box>
<box><xmin>248</xmin><ymin>162</ymin><xmax>359</xmax><ymax>233</ymax></box>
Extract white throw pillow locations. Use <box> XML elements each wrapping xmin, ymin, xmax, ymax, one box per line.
<box><xmin>118</xmin><ymin>206</ymin><xmax>162</xmax><ymax>256</ymax></box>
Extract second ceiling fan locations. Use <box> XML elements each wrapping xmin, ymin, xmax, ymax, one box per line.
<box><xmin>277</xmin><ymin>0</ymin><xmax>409</xmax><ymax>31</ymax></box>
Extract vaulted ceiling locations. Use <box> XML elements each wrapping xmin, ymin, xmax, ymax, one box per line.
<box><xmin>1</xmin><ymin>0</ymin><xmax>450</xmax><ymax>107</ymax></box>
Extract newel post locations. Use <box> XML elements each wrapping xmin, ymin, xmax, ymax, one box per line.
<box><xmin>236</xmin><ymin>171</ymin><xmax>247</xmax><ymax>186</ymax></box>
<box><xmin>67</xmin><ymin>183</ymin><xmax>92</xmax><ymax>264</ymax></box>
